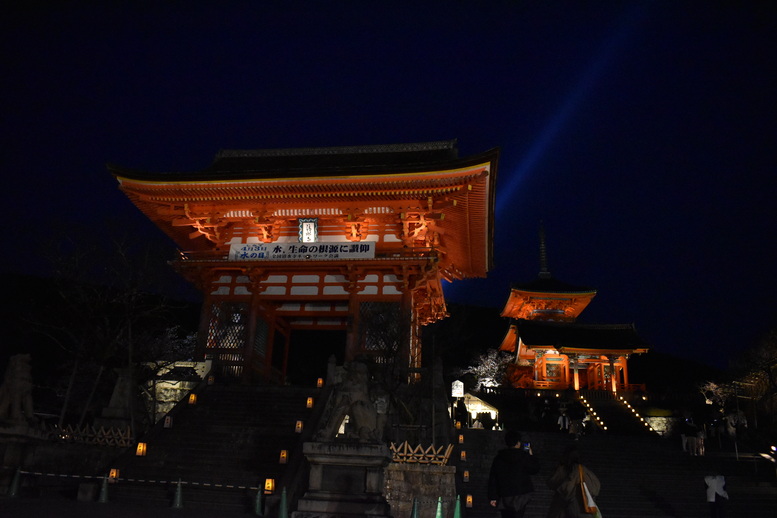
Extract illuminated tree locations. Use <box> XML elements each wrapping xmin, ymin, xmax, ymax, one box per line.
<box><xmin>460</xmin><ymin>349</ymin><xmax>513</xmax><ymax>390</ymax></box>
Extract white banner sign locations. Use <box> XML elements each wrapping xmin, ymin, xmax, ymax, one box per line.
<box><xmin>229</xmin><ymin>242</ymin><xmax>375</xmax><ymax>261</ymax></box>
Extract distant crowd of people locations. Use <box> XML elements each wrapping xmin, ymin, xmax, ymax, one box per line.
<box><xmin>679</xmin><ymin>409</ymin><xmax>749</xmax><ymax>457</ymax></box>
<box><xmin>486</xmin><ymin>429</ymin><xmax>730</xmax><ymax>518</ymax></box>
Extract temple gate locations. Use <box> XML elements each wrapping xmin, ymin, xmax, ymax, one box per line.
<box><xmin>111</xmin><ymin>140</ymin><xmax>498</xmax><ymax>383</ymax></box>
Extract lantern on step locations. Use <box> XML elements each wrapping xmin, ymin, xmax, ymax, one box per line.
<box><xmin>295</xmin><ymin>420</ymin><xmax>304</xmax><ymax>433</ymax></box>
<box><xmin>279</xmin><ymin>450</ymin><xmax>288</xmax><ymax>464</ymax></box>
<box><xmin>135</xmin><ymin>442</ymin><xmax>147</xmax><ymax>456</ymax></box>
<box><xmin>455</xmin><ymin>420</ymin><xmax>461</xmax><ymax>430</ymax></box>
<box><xmin>188</xmin><ymin>393</ymin><xmax>197</xmax><ymax>405</ymax></box>
<box><xmin>306</xmin><ymin>397</ymin><xmax>314</xmax><ymax>408</ymax></box>
<box><xmin>264</xmin><ymin>478</ymin><xmax>275</xmax><ymax>494</ymax></box>
<box><xmin>462</xmin><ymin>470</ymin><xmax>470</xmax><ymax>482</ymax></box>
<box><xmin>316</xmin><ymin>378</ymin><xmax>324</xmax><ymax>388</ymax></box>
<box><xmin>460</xmin><ymin>450</ymin><xmax>466</xmax><ymax>461</ymax></box>
<box><xmin>109</xmin><ymin>468</ymin><xmax>120</xmax><ymax>481</ymax></box>
<box><xmin>466</xmin><ymin>495</ymin><xmax>473</xmax><ymax>508</ymax></box>
<box><xmin>164</xmin><ymin>416</ymin><xmax>173</xmax><ymax>428</ymax></box>
<box><xmin>458</xmin><ymin>434</ymin><xmax>464</xmax><ymax>444</ymax></box>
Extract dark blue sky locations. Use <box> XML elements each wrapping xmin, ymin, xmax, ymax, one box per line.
<box><xmin>3</xmin><ymin>2</ymin><xmax>775</xmax><ymax>369</ymax></box>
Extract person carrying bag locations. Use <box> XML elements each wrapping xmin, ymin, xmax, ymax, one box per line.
<box><xmin>546</xmin><ymin>445</ymin><xmax>602</xmax><ymax>518</ymax></box>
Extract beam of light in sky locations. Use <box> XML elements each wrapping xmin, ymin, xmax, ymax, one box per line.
<box><xmin>443</xmin><ymin>6</ymin><xmax>647</xmax><ymax>304</ymax></box>
<box><xmin>494</xmin><ymin>6</ymin><xmax>647</xmax><ymax>217</ymax></box>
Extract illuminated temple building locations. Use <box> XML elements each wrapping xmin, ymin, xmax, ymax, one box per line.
<box><xmin>110</xmin><ymin>140</ymin><xmax>498</xmax><ymax>383</ymax></box>
<box><xmin>499</xmin><ymin>229</ymin><xmax>648</xmax><ymax>392</ymax></box>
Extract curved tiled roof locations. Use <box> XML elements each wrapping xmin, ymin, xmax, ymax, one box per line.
<box><xmin>510</xmin><ymin>276</ymin><xmax>595</xmax><ymax>295</ymax></box>
<box><xmin>108</xmin><ymin>140</ymin><xmax>475</xmax><ymax>182</ymax></box>
<box><xmin>515</xmin><ymin>319</ymin><xmax>648</xmax><ymax>352</ymax></box>
<box><xmin>109</xmin><ymin>141</ymin><xmax>499</xmax><ymax>280</ymax></box>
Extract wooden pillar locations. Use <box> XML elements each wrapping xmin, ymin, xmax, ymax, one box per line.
<box><xmin>401</xmin><ymin>288</ymin><xmax>415</xmax><ymax>378</ymax></box>
<box><xmin>345</xmin><ymin>294</ymin><xmax>360</xmax><ymax>362</ymax></box>
<box><xmin>281</xmin><ymin>331</ymin><xmax>291</xmax><ymax>384</ymax></box>
<box><xmin>608</xmin><ymin>356</ymin><xmax>617</xmax><ymax>393</ymax></box>
<box><xmin>620</xmin><ymin>356</ymin><xmax>629</xmax><ymax>388</ymax></box>
<box><xmin>572</xmin><ymin>357</ymin><xmax>580</xmax><ymax>391</ymax></box>
<box><xmin>196</xmin><ymin>297</ymin><xmax>213</xmax><ymax>360</ymax></box>
<box><xmin>242</xmin><ymin>294</ymin><xmax>260</xmax><ymax>384</ymax></box>
<box><xmin>533</xmin><ymin>352</ymin><xmax>540</xmax><ymax>381</ymax></box>
<box><xmin>561</xmin><ymin>355</ymin><xmax>569</xmax><ymax>387</ymax></box>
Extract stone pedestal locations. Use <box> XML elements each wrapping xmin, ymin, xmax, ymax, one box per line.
<box><xmin>384</xmin><ymin>463</ymin><xmax>456</xmax><ymax>518</ymax></box>
<box><xmin>292</xmin><ymin>441</ymin><xmax>393</xmax><ymax>518</ymax></box>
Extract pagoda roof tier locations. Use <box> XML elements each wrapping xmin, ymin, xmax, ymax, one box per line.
<box><xmin>110</xmin><ymin>141</ymin><xmax>499</xmax><ymax>280</ymax></box>
<box><xmin>509</xmin><ymin>276</ymin><xmax>595</xmax><ymax>295</ymax></box>
<box><xmin>500</xmin><ymin>276</ymin><xmax>596</xmax><ymax>320</ymax></box>
<box><xmin>512</xmin><ymin>319</ymin><xmax>649</xmax><ymax>355</ymax></box>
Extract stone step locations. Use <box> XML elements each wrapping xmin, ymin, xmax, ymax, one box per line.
<box><xmin>110</xmin><ymin>383</ymin><xmax>320</xmax><ymax>506</ymax></box>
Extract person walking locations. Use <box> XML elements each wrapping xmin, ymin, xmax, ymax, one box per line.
<box><xmin>704</xmin><ymin>473</ymin><xmax>729</xmax><ymax>518</ymax></box>
<box><xmin>487</xmin><ymin>430</ymin><xmax>540</xmax><ymax>518</ymax></box>
<box><xmin>546</xmin><ymin>444</ymin><xmax>601</xmax><ymax>518</ymax></box>
<box><xmin>558</xmin><ymin>410</ymin><xmax>570</xmax><ymax>433</ymax></box>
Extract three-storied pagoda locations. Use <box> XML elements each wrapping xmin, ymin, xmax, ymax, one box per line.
<box><xmin>499</xmin><ymin>228</ymin><xmax>648</xmax><ymax>392</ymax></box>
<box><xmin>111</xmin><ymin>140</ymin><xmax>498</xmax><ymax>383</ymax></box>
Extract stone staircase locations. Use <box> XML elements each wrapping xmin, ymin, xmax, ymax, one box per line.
<box><xmin>580</xmin><ymin>391</ymin><xmax>655</xmax><ymax>435</ymax></box>
<box><xmin>106</xmin><ymin>383</ymin><xmax>326</xmax><ymax>513</ymax></box>
<box><xmin>451</xmin><ymin>427</ymin><xmax>777</xmax><ymax>518</ymax></box>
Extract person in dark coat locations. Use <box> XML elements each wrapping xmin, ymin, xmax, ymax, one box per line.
<box><xmin>488</xmin><ymin>430</ymin><xmax>541</xmax><ymax>518</ymax></box>
<box><xmin>546</xmin><ymin>444</ymin><xmax>601</xmax><ymax>518</ymax></box>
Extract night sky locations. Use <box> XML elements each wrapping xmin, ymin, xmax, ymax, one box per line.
<box><xmin>3</xmin><ymin>2</ymin><xmax>775</xmax><ymax>369</ymax></box>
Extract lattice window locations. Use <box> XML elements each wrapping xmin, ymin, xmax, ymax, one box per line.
<box><xmin>206</xmin><ymin>301</ymin><xmax>249</xmax><ymax>350</ymax></box>
<box><xmin>253</xmin><ymin>318</ymin><xmax>268</xmax><ymax>358</ymax></box>
<box><xmin>359</xmin><ymin>301</ymin><xmax>403</xmax><ymax>353</ymax></box>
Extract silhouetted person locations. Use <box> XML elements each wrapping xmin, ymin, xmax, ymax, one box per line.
<box><xmin>481</xmin><ymin>412</ymin><xmax>495</xmax><ymax>431</ymax></box>
<box><xmin>455</xmin><ymin>398</ymin><xmax>468</xmax><ymax>427</ymax></box>
<box><xmin>488</xmin><ymin>430</ymin><xmax>540</xmax><ymax>518</ymax></box>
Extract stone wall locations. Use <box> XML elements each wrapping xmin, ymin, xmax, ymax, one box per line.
<box><xmin>384</xmin><ymin>463</ymin><xmax>457</xmax><ymax>518</ymax></box>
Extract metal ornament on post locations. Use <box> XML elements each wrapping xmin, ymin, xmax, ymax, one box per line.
<box><xmin>98</xmin><ymin>475</ymin><xmax>109</xmax><ymax>503</ymax></box>
<box><xmin>453</xmin><ymin>495</ymin><xmax>462</xmax><ymax>518</ymax></box>
<box><xmin>278</xmin><ymin>487</ymin><xmax>289</xmax><ymax>518</ymax></box>
<box><xmin>8</xmin><ymin>467</ymin><xmax>21</xmax><ymax>498</ymax></box>
<box><xmin>172</xmin><ymin>479</ymin><xmax>183</xmax><ymax>508</ymax></box>
<box><xmin>410</xmin><ymin>497</ymin><xmax>420</xmax><ymax>518</ymax></box>
<box><xmin>253</xmin><ymin>486</ymin><xmax>264</xmax><ymax>516</ymax></box>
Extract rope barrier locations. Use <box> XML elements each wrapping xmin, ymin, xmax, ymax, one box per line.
<box><xmin>14</xmin><ymin>469</ymin><xmax>465</xmax><ymax>513</ymax></box>
<box><xmin>16</xmin><ymin>470</ymin><xmax>262</xmax><ymax>491</ymax></box>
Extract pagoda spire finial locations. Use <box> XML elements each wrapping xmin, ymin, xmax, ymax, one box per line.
<box><xmin>538</xmin><ymin>221</ymin><xmax>551</xmax><ymax>279</ymax></box>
